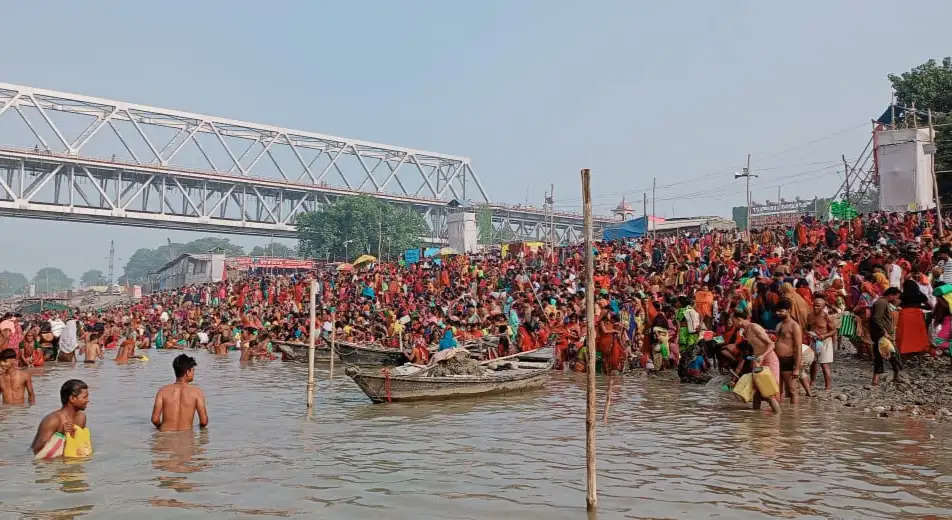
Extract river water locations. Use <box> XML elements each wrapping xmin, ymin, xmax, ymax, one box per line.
<box><xmin>1</xmin><ymin>351</ymin><xmax>950</xmax><ymax>519</ymax></box>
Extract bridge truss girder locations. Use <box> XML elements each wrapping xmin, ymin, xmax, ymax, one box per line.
<box><xmin>0</xmin><ymin>149</ymin><xmax>455</xmax><ymax>241</ymax></box>
<box><xmin>0</xmin><ymin>82</ymin><xmax>489</xmax><ymax>204</ymax></box>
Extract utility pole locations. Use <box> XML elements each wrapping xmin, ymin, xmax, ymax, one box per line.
<box><xmin>378</xmin><ymin>216</ymin><xmax>383</xmax><ymax>260</ymax></box>
<box><xmin>734</xmin><ymin>154</ymin><xmax>757</xmax><ymax>242</ymax></box>
<box><xmin>547</xmin><ymin>183</ymin><xmax>555</xmax><ymax>248</ymax></box>
<box><xmin>643</xmin><ymin>192</ymin><xmax>648</xmax><ymax>226</ymax></box>
<box><xmin>842</xmin><ymin>154</ymin><xmax>851</xmax><ymax>205</ymax></box>
<box><xmin>108</xmin><ymin>240</ymin><xmax>115</xmax><ymax>285</ymax></box>
<box><xmin>651</xmin><ymin>177</ymin><xmax>656</xmax><ymax>239</ymax></box>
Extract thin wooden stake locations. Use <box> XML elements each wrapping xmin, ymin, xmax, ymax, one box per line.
<box><xmin>581</xmin><ymin>168</ymin><xmax>597</xmax><ymax>511</ymax></box>
<box><xmin>329</xmin><ymin>311</ymin><xmax>336</xmax><ymax>380</ymax></box>
<box><xmin>306</xmin><ymin>279</ymin><xmax>317</xmax><ymax>408</ymax></box>
<box><xmin>929</xmin><ymin>109</ymin><xmax>945</xmax><ymax>237</ymax></box>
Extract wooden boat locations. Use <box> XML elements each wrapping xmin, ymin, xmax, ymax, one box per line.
<box><xmin>335</xmin><ymin>341</ymin><xmax>408</xmax><ymax>366</ymax></box>
<box><xmin>272</xmin><ymin>340</ymin><xmax>334</xmax><ymax>363</ymax></box>
<box><xmin>345</xmin><ymin>359</ymin><xmax>553</xmax><ymax>403</ymax></box>
<box><xmin>516</xmin><ymin>346</ymin><xmax>554</xmax><ymax>363</ymax></box>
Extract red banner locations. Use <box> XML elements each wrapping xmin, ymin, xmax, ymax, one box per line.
<box><xmin>225</xmin><ymin>257</ymin><xmax>315</xmax><ymax>270</ymax></box>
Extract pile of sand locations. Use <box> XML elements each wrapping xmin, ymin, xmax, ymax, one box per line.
<box><xmin>427</xmin><ymin>348</ymin><xmax>488</xmax><ymax>377</ymax></box>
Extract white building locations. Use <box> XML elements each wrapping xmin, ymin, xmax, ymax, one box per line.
<box><xmin>150</xmin><ymin>253</ymin><xmax>225</xmax><ymax>292</ymax></box>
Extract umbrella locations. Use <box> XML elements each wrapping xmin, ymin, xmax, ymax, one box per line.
<box><xmin>353</xmin><ymin>254</ymin><xmax>377</xmax><ymax>266</ymax></box>
<box><xmin>337</xmin><ymin>263</ymin><xmax>354</xmax><ymax>272</ymax></box>
<box><xmin>439</xmin><ymin>247</ymin><xmax>460</xmax><ymax>256</ymax></box>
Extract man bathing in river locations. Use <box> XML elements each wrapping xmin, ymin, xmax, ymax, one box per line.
<box><xmin>151</xmin><ymin>354</ymin><xmax>208</xmax><ymax>432</ymax></box>
<box><xmin>774</xmin><ymin>299</ymin><xmax>811</xmax><ymax>403</ymax></box>
<box><xmin>732</xmin><ymin>309</ymin><xmax>781</xmax><ymax>414</ymax></box>
<box><xmin>0</xmin><ymin>348</ymin><xmax>35</xmax><ymax>405</ymax></box>
<box><xmin>31</xmin><ymin>379</ymin><xmax>88</xmax><ymax>454</ymax></box>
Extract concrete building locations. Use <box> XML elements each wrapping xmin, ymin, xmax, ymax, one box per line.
<box><xmin>150</xmin><ymin>253</ymin><xmax>225</xmax><ymax>292</ymax></box>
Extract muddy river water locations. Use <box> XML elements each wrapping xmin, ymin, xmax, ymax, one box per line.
<box><xmin>1</xmin><ymin>351</ymin><xmax>950</xmax><ymax>519</ymax></box>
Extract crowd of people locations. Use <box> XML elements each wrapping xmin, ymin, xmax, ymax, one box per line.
<box><xmin>3</xmin><ymin>210</ymin><xmax>952</xmax><ymax>421</ymax></box>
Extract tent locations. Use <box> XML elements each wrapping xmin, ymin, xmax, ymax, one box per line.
<box><xmin>353</xmin><ymin>254</ymin><xmax>377</xmax><ymax>266</ymax></box>
<box><xmin>603</xmin><ymin>217</ymin><xmax>647</xmax><ymax>241</ymax></box>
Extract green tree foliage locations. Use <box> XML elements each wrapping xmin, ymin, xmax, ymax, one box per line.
<box><xmin>33</xmin><ymin>267</ymin><xmax>73</xmax><ymax>293</ymax></box>
<box><xmin>0</xmin><ymin>271</ymin><xmax>28</xmax><ymax>297</ymax></box>
<box><xmin>80</xmin><ymin>269</ymin><xmax>107</xmax><ymax>287</ymax></box>
<box><xmin>888</xmin><ymin>58</ymin><xmax>952</xmax><ymax>113</ymax></box>
<box><xmin>121</xmin><ymin>237</ymin><xmax>245</xmax><ymax>283</ymax></box>
<box><xmin>296</xmin><ymin>196</ymin><xmax>426</xmax><ymax>261</ymax></box>
<box><xmin>249</xmin><ymin>242</ymin><xmax>295</xmax><ymax>257</ymax></box>
<box><xmin>888</xmin><ymin>58</ymin><xmax>952</xmax><ymax>203</ymax></box>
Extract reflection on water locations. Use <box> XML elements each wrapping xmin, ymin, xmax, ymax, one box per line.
<box><xmin>0</xmin><ymin>350</ymin><xmax>950</xmax><ymax>519</ymax></box>
<box><xmin>151</xmin><ymin>429</ymin><xmax>210</xmax><ymax>475</ymax></box>
<box><xmin>35</xmin><ymin>461</ymin><xmax>90</xmax><ymax>494</ymax></box>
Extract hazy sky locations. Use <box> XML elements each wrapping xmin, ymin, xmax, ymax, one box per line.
<box><xmin>1</xmin><ymin>1</ymin><xmax>949</xmax><ymax>281</ymax></box>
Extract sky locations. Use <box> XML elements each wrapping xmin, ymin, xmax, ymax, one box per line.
<box><xmin>0</xmin><ymin>0</ymin><xmax>949</xmax><ymax>281</ymax></box>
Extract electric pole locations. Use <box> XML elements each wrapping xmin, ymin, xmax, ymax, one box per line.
<box><xmin>651</xmin><ymin>177</ymin><xmax>656</xmax><ymax>239</ymax></box>
<box><xmin>108</xmin><ymin>240</ymin><xmax>115</xmax><ymax>285</ymax></box>
<box><xmin>842</xmin><ymin>154</ymin><xmax>851</xmax><ymax>205</ymax></box>
<box><xmin>734</xmin><ymin>154</ymin><xmax>757</xmax><ymax>242</ymax></box>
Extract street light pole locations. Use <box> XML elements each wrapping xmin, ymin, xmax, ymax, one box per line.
<box><xmin>735</xmin><ymin>154</ymin><xmax>758</xmax><ymax>242</ymax></box>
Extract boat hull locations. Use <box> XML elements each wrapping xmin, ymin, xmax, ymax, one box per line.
<box><xmin>335</xmin><ymin>342</ymin><xmax>408</xmax><ymax>366</ymax></box>
<box><xmin>348</xmin><ymin>364</ymin><xmax>551</xmax><ymax>403</ymax></box>
<box><xmin>273</xmin><ymin>341</ymin><xmax>334</xmax><ymax>363</ymax></box>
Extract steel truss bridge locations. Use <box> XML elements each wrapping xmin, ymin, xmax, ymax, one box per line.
<box><xmin>0</xmin><ymin>82</ymin><xmax>608</xmax><ymax>243</ymax></box>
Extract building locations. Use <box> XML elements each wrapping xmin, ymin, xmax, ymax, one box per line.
<box><xmin>612</xmin><ymin>198</ymin><xmax>635</xmax><ymax>221</ymax></box>
<box><xmin>649</xmin><ymin>216</ymin><xmax>735</xmax><ymax>235</ymax></box>
<box><xmin>150</xmin><ymin>253</ymin><xmax>225</xmax><ymax>292</ymax></box>
<box><xmin>603</xmin><ymin>215</ymin><xmax>734</xmax><ymax>240</ymax></box>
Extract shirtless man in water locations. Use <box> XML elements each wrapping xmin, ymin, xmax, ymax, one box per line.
<box><xmin>0</xmin><ymin>348</ymin><xmax>35</xmax><ymax>405</ymax></box>
<box><xmin>732</xmin><ymin>309</ymin><xmax>781</xmax><ymax>414</ymax></box>
<box><xmin>151</xmin><ymin>354</ymin><xmax>208</xmax><ymax>432</ymax></box>
<box><xmin>32</xmin><ymin>379</ymin><xmax>88</xmax><ymax>454</ymax></box>
<box><xmin>82</xmin><ymin>331</ymin><xmax>103</xmax><ymax>363</ymax></box>
<box><xmin>774</xmin><ymin>298</ymin><xmax>809</xmax><ymax>404</ymax></box>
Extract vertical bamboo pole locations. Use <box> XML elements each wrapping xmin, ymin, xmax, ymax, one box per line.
<box><xmin>929</xmin><ymin>109</ymin><xmax>944</xmax><ymax>237</ymax></box>
<box><xmin>330</xmin><ymin>311</ymin><xmax>336</xmax><ymax>380</ymax></box>
<box><xmin>306</xmin><ymin>279</ymin><xmax>316</xmax><ymax>408</ymax></box>
<box><xmin>581</xmin><ymin>168</ymin><xmax>597</xmax><ymax>511</ymax></box>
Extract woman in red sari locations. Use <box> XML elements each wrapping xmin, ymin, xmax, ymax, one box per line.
<box><xmin>596</xmin><ymin>311</ymin><xmax>625</xmax><ymax>374</ymax></box>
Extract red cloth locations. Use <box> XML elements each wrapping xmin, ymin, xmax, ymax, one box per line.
<box><xmin>896</xmin><ymin>307</ymin><xmax>930</xmax><ymax>355</ymax></box>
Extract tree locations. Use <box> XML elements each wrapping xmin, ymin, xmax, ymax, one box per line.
<box><xmin>80</xmin><ymin>269</ymin><xmax>107</xmax><ymax>287</ymax></box>
<box><xmin>249</xmin><ymin>242</ymin><xmax>295</xmax><ymax>257</ymax></box>
<box><xmin>296</xmin><ymin>195</ymin><xmax>427</xmax><ymax>261</ymax></box>
<box><xmin>0</xmin><ymin>271</ymin><xmax>28</xmax><ymax>297</ymax></box>
<box><xmin>33</xmin><ymin>267</ymin><xmax>73</xmax><ymax>294</ymax></box>
<box><xmin>888</xmin><ymin>58</ymin><xmax>952</xmax><ymax>204</ymax></box>
<box><xmin>888</xmin><ymin>58</ymin><xmax>952</xmax><ymax>114</ymax></box>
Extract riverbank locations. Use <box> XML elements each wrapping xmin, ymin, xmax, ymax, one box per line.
<box><xmin>817</xmin><ymin>347</ymin><xmax>952</xmax><ymax>422</ymax></box>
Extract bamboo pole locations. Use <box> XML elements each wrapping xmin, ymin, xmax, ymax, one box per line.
<box><xmin>929</xmin><ymin>109</ymin><xmax>945</xmax><ymax>237</ymax></box>
<box><xmin>306</xmin><ymin>280</ymin><xmax>317</xmax><ymax>408</ymax></box>
<box><xmin>581</xmin><ymin>168</ymin><xmax>597</xmax><ymax>511</ymax></box>
<box><xmin>329</xmin><ymin>311</ymin><xmax>336</xmax><ymax>380</ymax></box>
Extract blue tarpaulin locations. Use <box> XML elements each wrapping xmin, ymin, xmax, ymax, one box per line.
<box><xmin>404</xmin><ymin>249</ymin><xmax>421</xmax><ymax>264</ymax></box>
<box><xmin>602</xmin><ymin>217</ymin><xmax>647</xmax><ymax>241</ymax></box>
<box><xmin>423</xmin><ymin>247</ymin><xmax>440</xmax><ymax>257</ymax></box>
